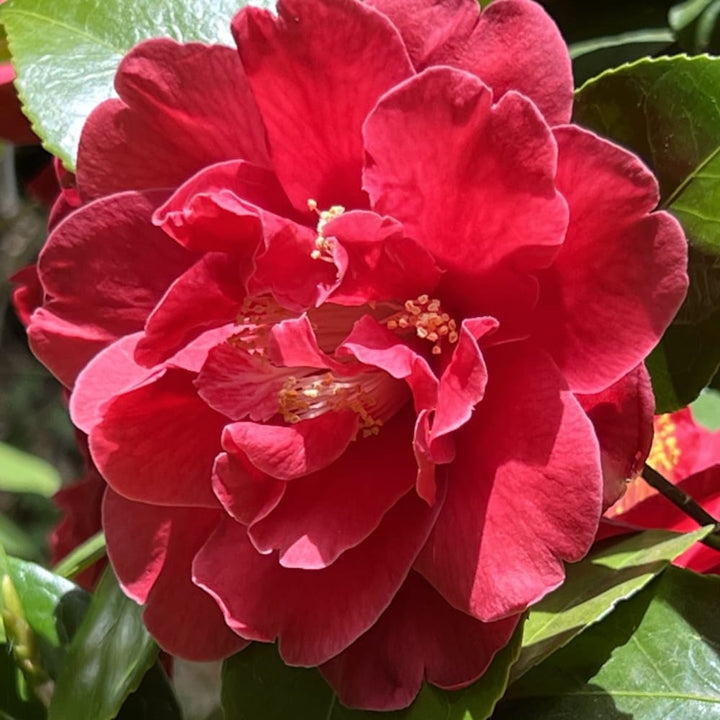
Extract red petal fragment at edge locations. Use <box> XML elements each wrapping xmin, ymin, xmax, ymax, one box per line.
<box><xmin>363</xmin><ymin>67</ymin><xmax>567</xmax><ymax>323</ymax></box>
<box><xmin>0</xmin><ymin>69</ymin><xmax>38</xmax><ymax>144</ymax></box>
<box><xmin>104</xmin><ymin>490</ymin><xmax>247</xmax><ymax>660</ymax></box>
<box><xmin>321</xmin><ymin>572</ymin><xmax>519</xmax><ymax>711</ymax></box>
<box><xmin>89</xmin><ymin>369</ymin><xmax>226</xmax><ymax>508</ymax></box>
<box><xmin>10</xmin><ymin>264</ymin><xmax>42</xmax><ymax>326</ymax></box>
<box><xmin>577</xmin><ymin>364</ymin><xmax>655</xmax><ymax>509</ymax></box>
<box><xmin>248</xmin><ymin>409</ymin><xmax>417</xmax><ymax>569</ymax></box>
<box><xmin>77</xmin><ymin>39</ymin><xmax>270</xmax><ymax>200</ymax></box>
<box><xmin>30</xmin><ymin>190</ymin><xmax>195</xmax><ymax>386</ymax></box>
<box><xmin>193</xmin><ymin>484</ymin><xmax>444</xmax><ymax>666</ymax></box>
<box><xmin>223</xmin><ymin>411</ymin><xmax>358</xmax><ymax>482</ymax></box>
<box><xmin>535</xmin><ymin>125</ymin><xmax>688</xmax><ymax>394</ymax></box>
<box><xmin>416</xmin><ymin>344</ymin><xmax>603</xmax><ymax>621</ymax></box>
<box><xmin>233</xmin><ymin>0</ymin><xmax>413</xmax><ymax>210</ymax></box>
<box><xmin>323</xmin><ymin>210</ymin><xmax>442</xmax><ymax>305</ymax></box>
<box><xmin>368</xmin><ymin>0</ymin><xmax>573</xmax><ymax>125</ymax></box>
<box><xmin>135</xmin><ymin>253</ymin><xmax>245</xmax><ymax>367</ymax></box>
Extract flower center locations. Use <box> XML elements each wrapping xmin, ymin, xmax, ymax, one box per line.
<box><xmin>228</xmin><ymin>296</ymin><xmax>294</xmax><ymax>355</ymax></box>
<box><xmin>384</xmin><ymin>294</ymin><xmax>458</xmax><ymax>355</ymax></box>
<box><xmin>647</xmin><ymin>414</ymin><xmax>681</xmax><ymax>474</ymax></box>
<box><xmin>278</xmin><ymin>370</ymin><xmax>406</xmax><ymax>437</ymax></box>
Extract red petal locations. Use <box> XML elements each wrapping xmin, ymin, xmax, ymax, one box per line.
<box><xmin>10</xmin><ymin>264</ymin><xmax>42</xmax><ymax>326</ymax></box>
<box><xmin>193</xmin><ymin>486</ymin><xmax>443</xmax><ymax>665</ymax></box>
<box><xmin>30</xmin><ymin>191</ymin><xmax>195</xmax><ymax>386</ymax></box>
<box><xmin>323</xmin><ymin>211</ymin><xmax>441</xmax><ymax>305</ymax></box>
<box><xmin>368</xmin><ymin>0</ymin><xmax>573</xmax><ymax>125</ymax></box>
<box><xmin>364</xmin><ymin>67</ymin><xmax>567</xmax><ymax>325</ymax></box>
<box><xmin>248</xmin><ymin>409</ymin><xmax>417</xmax><ymax>569</ymax></box>
<box><xmin>233</xmin><ymin>0</ymin><xmax>413</xmax><ymax>210</ymax></box>
<box><xmin>77</xmin><ymin>39</ymin><xmax>269</xmax><ymax>200</ymax></box>
<box><xmin>89</xmin><ymin>370</ymin><xmax>225</xmax><ymax>507</ymax></box>
<box><xmin>104</xmin><ymin>491</ymin><xmax>247</xmax><ymax>660</ymax></box>
<box><xmin>577</xmin><ymin>365</ymin><xmax>655</xmax><ymax>509</ymax></box>
<box><xmin>416</xmin><ymin>344</ymin><xmax>603</xmax><ymax>620</ymax></box>
<box><xmin>534</xmin><ymin>126</ymin><xmax>688</xmax><ymax>393</ymax></box>
<box><xmin>135</xmin><ymin>253</ymin><xmax>245</xmax><ymax>368</ymax></box>
<box><xmin>223</xmin><ymin>412</ymin><xmax>358</xmax><ymax>482</ymax></box>
<box><xmin>320</xmin><ymin>572</ymin><xmax>519</xmax><ymax>711</ymax></box>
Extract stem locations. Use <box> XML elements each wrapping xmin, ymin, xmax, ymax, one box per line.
<box><xmin>642</xmin><ymin>464</ymin><xmax>720</xmax><ymax>551</ymax></box>
<box><xmin>52</xmin><ymin>531</ymin><xmax>106</xmax><ymax>580</ymax></box>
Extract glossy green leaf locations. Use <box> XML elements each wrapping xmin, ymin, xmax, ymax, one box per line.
<box><xmin>223</xmin><ymin>622</ymin><xmax>523</xmax><ymax>720</ymax></box>
<box><xmin>0</xmin><ymin>0</ymin><xmax>270</xmax><ymax>169</ymax></box>
<box><xmin>690</xmin><ymin>388</ymin><xmax>720</xmax><ymax>429</ymax></box>
<box><xmin>495</xmin><ymin>566</ymin><xmax>720</xmax><ymax>719</ymax></box>
<box><xmin>0</xmin><ymin>443</ymin><xmax>60</xmax><ymax>497</ymax></box>
<box><xmin>575</xmin><ymin>55</ymin><xmax>720</xmax><ymax>410</ymax></box>
<box><xmin>512</xmin><ymin>527</ymin><xmax>711</xmax><ymax>681</ymax></box>
<box><xmin>48</xmin><ymin>567</ymin><xmax>173</xmax><ymax>720</ymax></box>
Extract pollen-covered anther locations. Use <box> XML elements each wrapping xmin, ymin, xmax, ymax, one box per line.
<box><xmin>647</xmin><ymin>414</ymin><xmax>681</xmax><ymax>474</ymax></box>
<box><xmin>308</xmin><ymin>199</ymin><xmax>344</xmax><ymax>263</ymax></box>
<box><xmin>227</xmin><ymin>295</ymin><xmax>290</xmax><ymax>355</ymax></box>
<box><xmin>385</xmin><ymin>294</ymin><xmax>458</xmax><ymax>355</ymax></box>
<box><xmin>278</xmin><ymin>372</ymin><xmax>384</xmax><ymax>438</ymax></box>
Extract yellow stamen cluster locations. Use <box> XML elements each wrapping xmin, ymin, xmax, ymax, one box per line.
<box><xmin>385</xmin><ymin>294</ymin><xmax>458</xmax><ymax>355</ymax></box>
<box><xmin>647</xmin><ymin>414</ymin><xmax>681</xmax><ymax>475</ymax></box>
<box><xmin>278</xmin><ymin>372</ymin><xmax>383</xmax><ymax>437</ymax></box>
<box><xmin>308</xmin><ymin>198</ymin><xmax>345</xmax><ymax>262</ymax></box>
<box><xmin>227</xmin><ymin>296</ymin><xmax>289</xmax><ymax>354</ymax></box>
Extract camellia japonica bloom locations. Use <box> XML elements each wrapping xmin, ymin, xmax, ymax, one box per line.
<box><xmin>18</xmin><ymin>0</ymin><xmax>688</xmax><ymax>709</ymax></box>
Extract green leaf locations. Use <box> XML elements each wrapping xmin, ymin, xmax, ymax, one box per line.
<box><xmin>0</xmin><ymin>514</ymin><xmax>39</xmax><ymax>561</ymax></box>
<box><xmin>222</xmin><ymin>622</ymin><xmax>523</xmax><ymax>720</ymax></box>
<box><xmin>670</xmin><ymin>0</ymin><xmax>720</xmax><ymax>53</ymax></box>
<box><xmin>52</xmin><ymin>531</ymin><xmax>106</xmax><ymax>581</ymax></box>
<box><xmin>0</xmin><ymin>443</ymin><xmax>60</xmax><ymax>497</ymax></box>
<box><xmin>512</xmin><ymin>526</ymin><xmax>711</xmax><ymax>681</ymax></box>
<box><xmin>0</xmin><ymin>646</ymin><xmax>45</xmax><ymax>720</ymax></box>
<box><xmin>690</xmin><ymin>387</ymin><xmax>720</xmax><ymax>429</ymax></box>
<box><xmin>0</xmin><ymin>0</ymin><xmax>269</xmax><ymax>169</ymax></box>
<box><xmin>48</xmin><ymin>566</ymin><xmax>173</xmax><ymax>720</ymax></box>
<box><xmin>495</xmin><ymin>566</ymin><xmax>720</xmax><ymax>719</ymax></box>
<box><xmin>575</xmin><ymin>55</ymin><xmax>720</xmax><ymax>410</ymax></box>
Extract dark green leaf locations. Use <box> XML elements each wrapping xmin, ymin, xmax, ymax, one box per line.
<box><xmin>48</xmin><ymin>567</ymin><xmax>167</xmax><ymax>720</ymax></box>
<box><xmin>0</xmin><ymin>443</ymin><xmax>60</xmax><ymax>497</ymax></box>
<box><xmin>223</xmin><ymin>623</ymin><xmax>523</xmax><ymax>720</ymax></box>
<box><xmin>495</xmin><ymin>566</ymin><xmax>720</xmax><ymax>719</ymax></box>
<box><xmin>0</xmin><ymin>0</ymin><xmax>270</xmax><ymax>169</ymax></box>
<box><xmin>512</xmin><ymin>527</ymin><xmax>711</xmax><ymax>681</ymax></box>
<box><xmin>0</xmin><ymin>646</ymin><xmax>45</xmax><ymax>720</ymax></box>
<box><xmin>575</xmin><ymin>55</ymin><xmax>720</xmax><ymax>410</ymax></box>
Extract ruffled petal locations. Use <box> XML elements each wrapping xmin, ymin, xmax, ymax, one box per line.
<box><xmin>534</xmin><ymin>125</ymin><xmax>688</xmax><ymax>393</ymax></box>
<box><xmin>320</xmin><ymin>572</ymin><xmax>519</xmax><ymax>711</ymax></box>
<box><xmin>29</xmin><ymin>190</ymin><xmax>195</xmax><ymax>386</ymax></box>
<box><xmin>193</xmin><ymin>485</ymin><xmax>443</xmax><ymax>665</ymax></box>
<box><xmin>233</xmin><ymin>0</ymin><xmax>413</xmax><ymax>210</ymax></box>
<box><xmin>416</xmin><ymin>343</ymin><xmax>603</xmax><ymax>621</ymax></box>
<box><xmin>247</xmin><ymin>409</ymin><xmax>417</xmax><ymax>568</ymax></box>
<box><xmin>368</xmin><ymin>0</ymin><xmax>573</xmax><ymax>125</ymax></box>
<box><xmin>77</xmin><ymin>39</ymin><xmax>269</xmax><ymax>199</ymax></box>
<box><xmin>104</xmin><ymin>491</ymin><xmax>247</xmax><ymax>660</ymax></box>
<box><xmin>89</xmin><ymin>369</ymin><xmax>225</xmax><ymax>507</ymax></box>
<box><xmin>363</xmin><ymin>67</ymin><xmax>567</xmax><ymax>325</ymax></box>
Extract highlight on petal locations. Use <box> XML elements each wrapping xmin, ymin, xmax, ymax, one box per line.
<box><xmin>416</xmin><ymin>344</ymin><xmax>603</xmax><ymax>621</ymax></box>
<box><xmin>77</xmin><ymin>38</ymin><xmax>270</xmax><ymax>199</ymax></box>
<box><xmin>534</xmin><ymin>125</ymin><xmax>689</xmax><ymax>393</ymax></box>
<box><xmin>233</xmin><ymin>0</ymin><xmax>413</xmax><ymax>210</ymax></box>
<box><xmin>364</xmin><ymin>66</ymin><xmax>567</xmax><ymax>324</ymax></box>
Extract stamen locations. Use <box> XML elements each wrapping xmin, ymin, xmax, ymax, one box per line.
<box><xmin>384</xmin><ymin>295</ymin><xmax>459</xmax><ymax>355</ymax></box>
<box><xmin>308</xmin><ymin>199</ymin><xmax>345</xmax><ymax>263</ymax></box>
<box><xmin>227</xmin><ymin>296</ymin><xmax>292</xmax><ymax>355</ymax></box>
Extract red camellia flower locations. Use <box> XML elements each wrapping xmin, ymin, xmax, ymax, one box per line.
<box><xmin>18</xmin><ymin>0</ymin><xmax>688</xmax><ymax>709</ymax></box>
